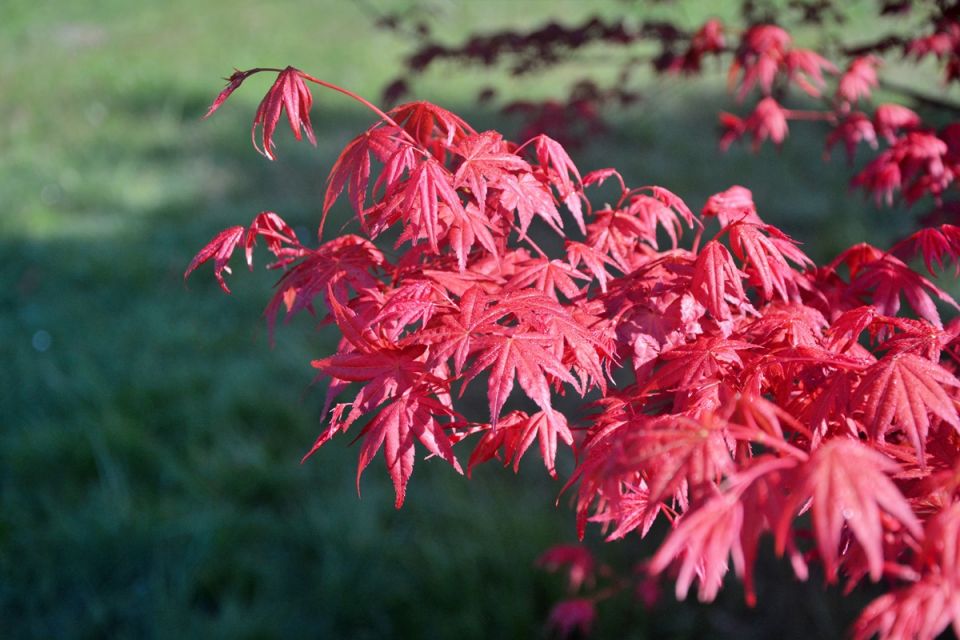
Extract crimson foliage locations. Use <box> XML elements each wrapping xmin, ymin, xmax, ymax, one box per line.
<box><xmin>383</xmin><ymin>1</ymin><xmax>960</xmax><ymax>227</ymax></box>
<box><xmin>189</xmin><ymin>63</ymin><xmax>960</xmax><ymax>639</ymax></box>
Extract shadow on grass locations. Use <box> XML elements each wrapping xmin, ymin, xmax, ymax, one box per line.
<box><xmin>1</xmin><ymin>89</ymin><xmax>576</xmax><ymax>639</ymax></box>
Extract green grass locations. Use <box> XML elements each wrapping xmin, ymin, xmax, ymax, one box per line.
<box><xmin>2</xmin><ymin>1</ymin><xmax>958</xmax><ymax>638</ymax></box>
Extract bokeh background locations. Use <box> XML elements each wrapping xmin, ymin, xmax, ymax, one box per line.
<box><xmin>3</xmin><ymin>1</ymin><xmax>956</xmax><ymax>638</ymax></box>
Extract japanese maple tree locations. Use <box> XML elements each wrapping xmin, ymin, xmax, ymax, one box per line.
<box><xmin>187</xmin><ymin>60</ymin><xmax>960</xmax><ymax>639</ymax></box>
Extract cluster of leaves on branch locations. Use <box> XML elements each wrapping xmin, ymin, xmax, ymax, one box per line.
<box><xmin>380</xmin><ymin>0</ymin><xmax>960</xmax><ymax>225</ymax></box>
<box><xmin>189</xmin><ymin>65</ymin><xmax>960</xmax><ymax>639</ymax></box>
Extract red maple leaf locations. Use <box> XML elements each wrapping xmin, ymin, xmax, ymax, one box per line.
<box><xmin>389</xmin><ymin>100</ymin><xmax>475</xmax><ymax>159</ymax></box>
<box><xmin>691</xmin><ymin>240</ymin><xmax>748</xmax><ymax>321</ymax></box>
<box><xmin>184</xmin><ymin>225</ymin><xmax>245</xmax><ymax>293</ymax></box>
<box><xmin>701</xmin><ymin>185</ymin><xmax>763</xmax><ymax>226</ymax></box>
<box><xmin>727</xmin><ymin>222</ymin><xmax>811</xmax><ymax>302</ymax></box>
<box><xmin>626</xmin><ymin>413</ymin><xmax>737</xmax><ymax>521</ymax></box>
<box><xmin>584</xmin><ymin>205</ymin><xmax>656</xmax><ymax>272</ymax></box>
<box><xmin>323</xmin><ymin>126</ymin><xmax>405</xmax><ymax>221</ymax></box>
<box><xmin>582</xmin><ymin>167</ymin><xmax>625</xmax><ymax>193</ymax></box>
<box><xmin>647</xmin><ymin>337</ymin><xmax>756</xmax><ymax>393</ymax></box>
<box><xmin>648</xmin><ymin>454</ymin><xmax>799</xmax><ymax>605</ymax></box>
<box><xmin>874</xmin><ymin>104</ymin><xmax>921</xmax><ymax>144</ymax></box>
<box><xmin>452</xmin><ymin>131</ymin><xmax>529</xmax><ymax>216</ymax></box>
<box><xmin>536</xmin><ymin>544</ymin><xmax>595</xmax><ymax>592</ymax></box>
<box><xmin>855</xmin><ymin>352</ymin><xmax>960</xmax><ymax>462</ymax></box>
<box><xmin>204</xmin><ymin>69</ymin><xmax>252</xmax><ymax>119</ymax></box>
<box><xmin>729</xmin><ymin>24</ymin><xmax>792</xmax><ymax>99</ymax></box>
<box><xmin>468</xmin><ymin>408</ymin><xmax>574</xmax><ymax>477</ymax></box>
<box><xmin>374</xmin><ymin>280</ymin><xmax>455</xmax><ymax>341</ymax></box>
<box><xmin>591</xmin><ymin>483</ymin><xmax>659</xmax><ymax>541</ymax></box>
<box><xmin>530</xmin><ymin>134</ymin><xmax>585</xmax><ymax>232</ymax></box>
<box><xmin>252</xmin><ymin>67</ymin><xmax>317</xmax><ymax>159</ymax></box>
<box><xmin>776</xmin><ymin>438</ymin><xmax>922</xmax><ymax>582</ymax></box>
<box><xmin>546</xmin><ymin>599</ymin><xmax>595</xmax><ymax>638</ymax></box>
<box><xmin>853</xmin><ymin>575</ymin><xmax>960</xmax><ymax>640</ymax></box>
<box><xmin>837</xmin><ymin>56</ymin><xmax>880</xmax><ymax>104</ymax></box>
<box><xmin>355</xmin><ymin>390</ymin><xmax>463</xmax><ymax>508</ymax></box>
<box><xmin>721</xmin><ymin>98</ymin><xmax>791</xmax><ymax>151</ymax></box>
<box><xmin>784</xmin><ymin>48</ymin><xmax>837</xmax><ymax>97</ymax></box>
<box><xmin>847</xmin><ymin>252</ymin><xmax>958</xmax><ymax>327</ymax></box>
<box><xmin>826</xmin><ymin>112</ymin><xmax>878</xmax><ymax>164</ymax></box>
<box><xmin>504</xmin><ymin>256</ymin><xmax>590</xmax><ymax>300</ymax></box>
<box><xmin>263</xmin><ymin>235</ymin><xmax>384</xmax><ymax>335</ymax></box>
<box><xmin>244</xmin><ymin>211</ymin><xmax>301</xmax><ymax>268</ymax></box>
<box><xmin>382</xmin><ymin>157</ymin><xmax>465</xmax><ymax>252</ymax></box>
<box><xmin>462</xmin><ymin>329</ymin><xmax>577</xmax><ymax>425</ymax></box>
<box><xmin>498</xmin><ymin>171</ymin><xmax>563</xmax><ymax>238</ymax></box>
<box><xmin>307</xmin><ymin>292</ymin><xmax>433</xmax><ymax>438</ymax></box>
<box><xmin>566</xmin><ymin>241</ymin><xmax>617</xmax><ymax>293</ymax></box>
<box><xmin>875</xmin><ymin>317</ymin><xmax>956</xmax><ymax>360</ymax></box>
<box><xmin>741</xmin><ymin>302</ymin><xmax>828</xmax><ymax>349</ymax></box>
<box><xmin>649</xmin><ymin>490</ymin><xmax>745</xmax><ymax>602</ymax></box>
<box><xmin>891</xmin><ymin>224</ymin><xmax>960</xmax><ymax>276</ymax></box>
<box><xmin>418</xmin><ymin>286</ymin><xmax>510</xmax><ymax>376</ymax></box>
<box><xmin>445</xmin><ymin>202</ymin><xmax>500</xmax><ymax>271</ymax></box>
<box><xmin>185</xmin><ymin>212</ymin><xmax>307</xmax><ymax>294</ymax></box>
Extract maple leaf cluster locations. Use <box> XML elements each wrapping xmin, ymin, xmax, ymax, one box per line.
<box><xmin>714</xmin><ymin>20</ymin><xmax>960</xmax><ymax>219</ymax></box>
<box><xmin>383</xmin><ymin>2</ymin><xmax>960</xmax><ymax>228</ymax></box>
<box><xmin>661</xmin><ymin>14</ymin><xmax>960</xmax><ymax>222</ymax></box>
<box><xmin>189</xmin><ymin>67</ymin><xmax>960</xmax><ymax>639</ymax></box>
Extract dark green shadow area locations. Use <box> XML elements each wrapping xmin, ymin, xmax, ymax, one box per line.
<box><xmin>2</xmin><ymin>1</ymin><xmax>953</xmax><ymax>639</ymax></box>
<box><xmin>0</xmin><ymin>90</ymin><xmax>573</xmax><ymax>637</ymax></box>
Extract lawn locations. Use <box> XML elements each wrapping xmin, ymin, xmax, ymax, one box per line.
<box><xmin>2</xmin><ymin>1</ymin><xmax>956</xmax><ymax>638</ymax></box>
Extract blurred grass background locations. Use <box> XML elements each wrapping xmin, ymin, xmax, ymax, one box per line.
<box><xmin>2</xmin><ymin>1</ymin><xmax>957</xmax><ymax>638</ymax></box>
